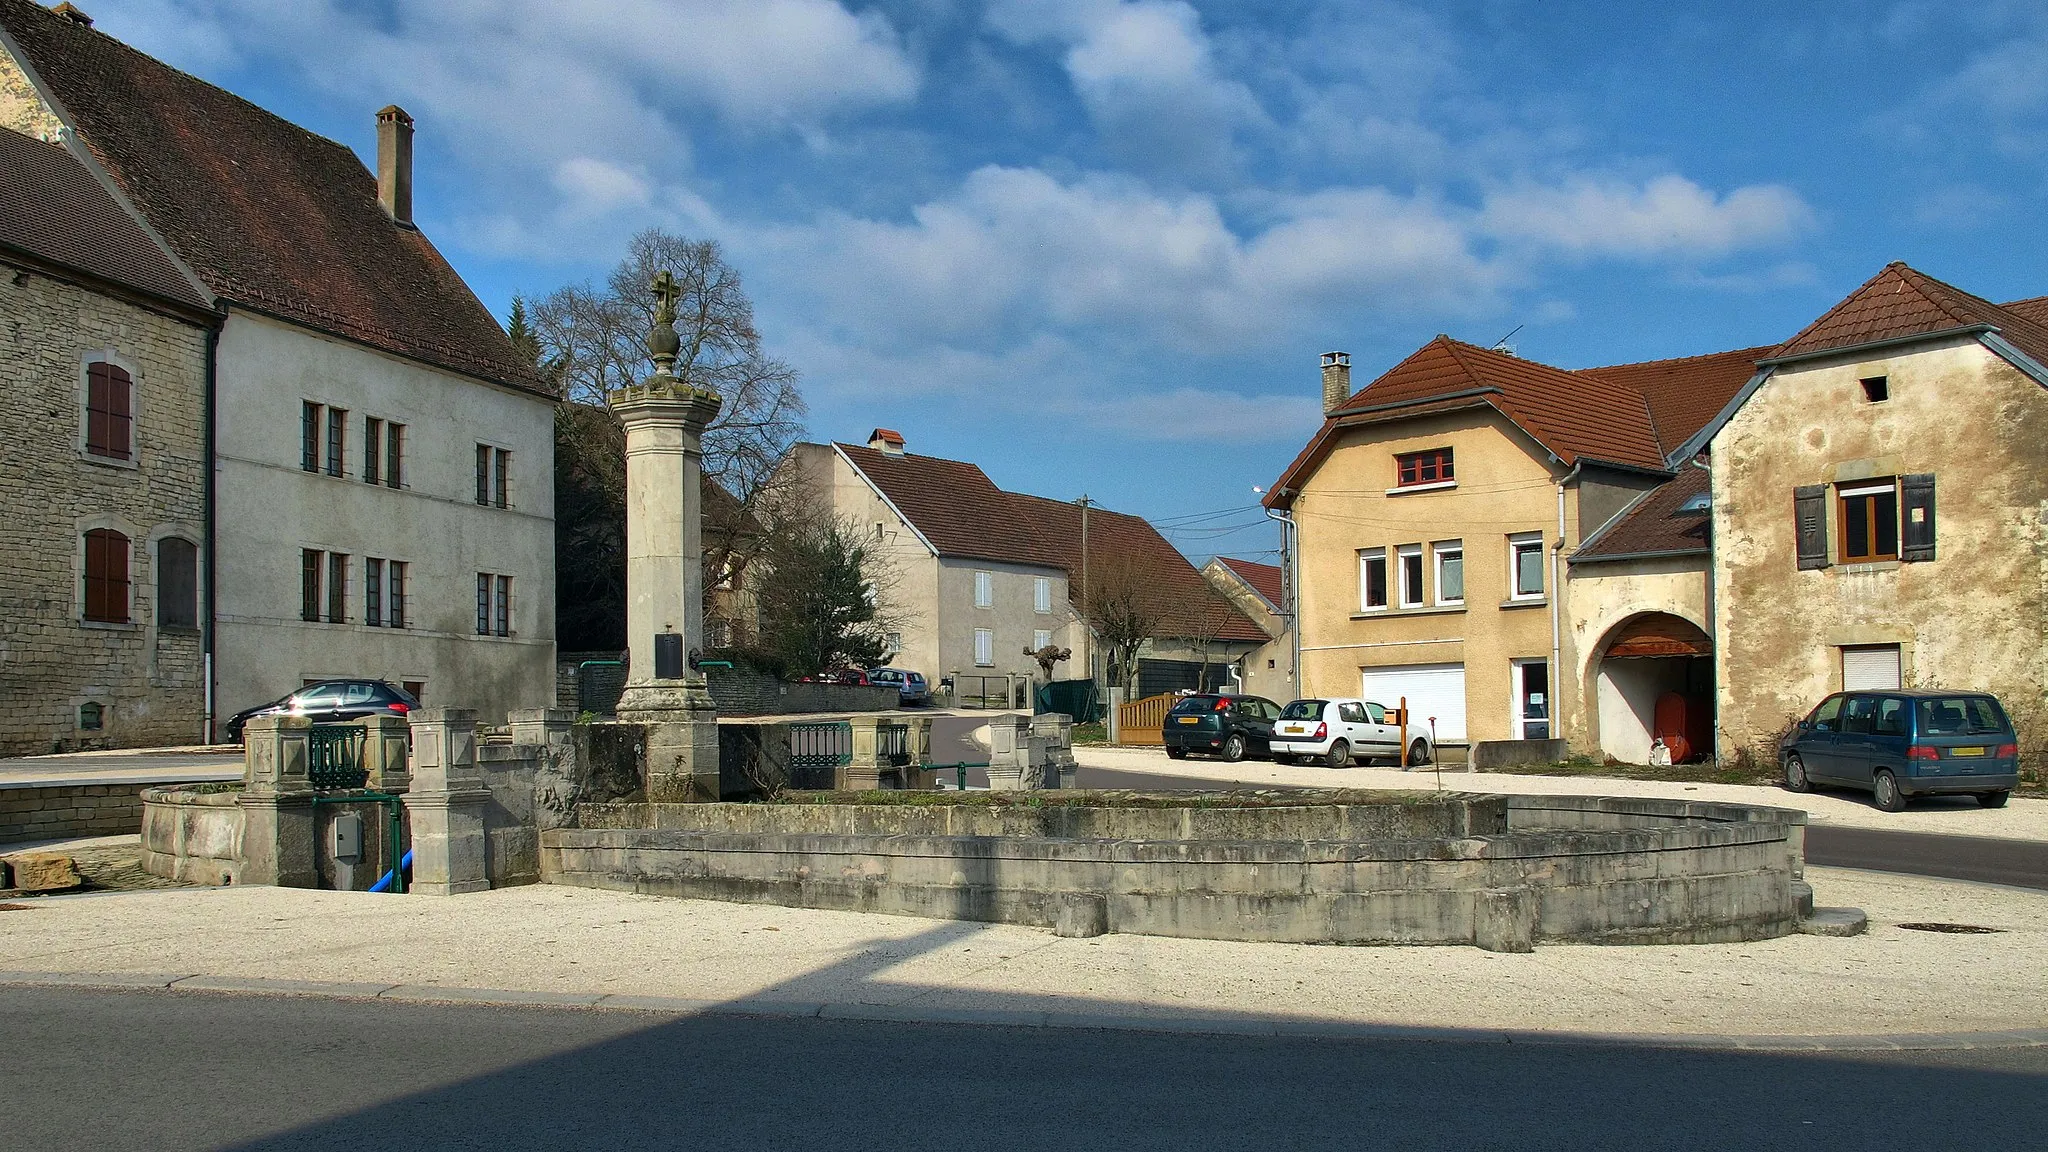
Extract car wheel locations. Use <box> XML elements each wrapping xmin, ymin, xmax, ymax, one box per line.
<box><xmin>1221</xmin><ymin>733</ymin><xmax>1247</xmax><ymax>762</ymax></box>
<box><xmin>1324</xmin><ymin>739</ymin><xmax>1350</xmax><ymax>769</ymax></box>
<box><xmin>1978</xmin><ymin>790</ymin><xmax>2011</xmax><ymax>809</ymax></box>
<box><xmin>1165</xmin><ymin>747</ymin><xmax>1187</xmax><ymax>760</ymax></box>
<box><xmin>1872</xmin><ymin>770</ymin><xmax>1907</xmax><ymax>812</ymax></box>
<box><xmin>1407</xmin><ymin>739</ymin><xmax>1431</xmax><ymax>767</ymax></box>
<box><xmin>1783</xmin><ymin>754</ymin><xmax>1810</xmax><ymax>793</ymax></box>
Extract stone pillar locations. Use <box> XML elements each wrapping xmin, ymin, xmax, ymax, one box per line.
<box><xmin>1032</xmin><ymin>713</ymin><xmax>1077</xmax><ymax>789</ymax></box>
<box><xmin>1105</xmin><ymin>687</ymin><xmax>1124</xmax><ymax>744</ymax></box>
<box><xmin>841</xmin><ymin>715</ymin><xmax>890</xmax><ymax>791</ymax></box>
<box><xmin>509</xmin><ymin>707</ymin><xmax>576</xmax><ymax>751</ymax></box>
<box><xmin>406</xmin><ymin>708</ymin><xmax>491</xmax><ymax>895</ymax></box>
<box><xmin>236</xmin><ymin>714</ymin><xmax>317</xmax><ymax>887</ymax></box>
<box><xmin>897</xmin><ymin>715</ymin><xmax>936</xmax><ymax>789</ymax></box>
<box><xmin>986</xmin><ymin>713</ymin><xmax>1043</xmax><ymax>791</ymax></box>
<box><xmin>358</xmin><ymin>714</ymin><xmax>412</xmax><ymax>793</ymax></box>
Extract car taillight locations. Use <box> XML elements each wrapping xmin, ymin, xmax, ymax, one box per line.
<box><xmin>1997</xmin><ymin>743</ymin><xmax>2018</xmax><ymax>758</ymax></box>
<box><xmin>1214</xmin><ymin>699</ymin><xmax>1230</xmax><ymax>711</ymax></box>
<box><xmin>1313</xmin><ymin>722</ymin><xmax>1327</xmax><ymax>740</ymax></box>
<box><xmin>1906</xmin><ymin>745</ymin><xmax>1939</xmax><ymax>761</ymax></box>
<box><xmin>389</xmin><ymin>702</ymin><xmax>410</xmax><ymax>714</ymax></box>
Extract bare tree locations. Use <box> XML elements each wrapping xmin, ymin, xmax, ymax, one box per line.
<box><xmin>1083</xmin><ymin>553</ymin><xmax>1171</xmax><ymax>693</ymax></box>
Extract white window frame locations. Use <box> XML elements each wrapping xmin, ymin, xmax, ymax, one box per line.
<box><xmin>974</xmin><ymin>570</ymin><xmax>993</xmax><ymax>609</ymax></box>
<box><xmin>973</xmin><ymin>627</ymin><xmax>995</xmax><ymax>666</ymax></box>
<box><xmin>1508</xmin><ymin>532</ymin><xmax>1545</xmax><ymax>601</ymax></box>
<box><xmin>1359</xmin><ymin>548</ymin><xmax>1388</xmax><ymax>612</ymax></box>
<box><xmin>1033</xmin><ymin>575</ymin><xmax>1052</xmax><ymax>614</ymax></box>
<box><xmin>1396</xmin><ymin>544</ymin><xmax>1424</xmax><ymax>609</ymax></box>
<box><xmin>1432</xmin><ymin>540</ymin><xmax>1464</xmax><ymax>607</ymax></box>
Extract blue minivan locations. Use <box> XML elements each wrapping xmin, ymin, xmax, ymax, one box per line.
<box><xmin>1780</xmin><ymin>690</ymin><xmax>2019</xmax><ymax>811</ymax></box>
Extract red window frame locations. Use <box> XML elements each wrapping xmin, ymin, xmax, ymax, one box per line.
<box><xmin>1395</xmin><ymin>447</ymin><xmax>1454</xmax><ymax>488</ymax></box>
<box><xmin>84</xmin><ymin>528</ymin><xmax>130</xmax><ymax>623</ymax></box>
<box><xmin>86</xmin><ymin>362</ymin><xmax>133</xmax><ymax>460</ymax></box>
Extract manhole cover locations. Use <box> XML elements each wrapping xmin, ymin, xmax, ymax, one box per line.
<box><xmin>1896</xmin><ymin>922</ymin><xmax>2002</xmax><ymax>934</ymax></box>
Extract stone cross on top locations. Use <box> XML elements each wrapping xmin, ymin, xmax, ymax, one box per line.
<box><xmin>646</xmin><ymin>269</ymin><xmax>683</xmax><ymax>376</ymax></box>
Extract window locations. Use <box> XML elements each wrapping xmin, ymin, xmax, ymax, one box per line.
<box><xmin>1509</xmin><ymin>532</ymin><xmax>1545</xmax><ymax>599</ymax></box>
<box><xmin>79</xmin><ymin>702</ymin><xmax>105</xmax><ymax>730</ymax></box>
<box><xmin>495</xmin><ymin>448</ymin><xmax>510</xmax><ymax>508</ymax></box>
<box><xmin>476</xmin><ymin>444</ymin><xmax>490</xmax><ymax>505</ymax></box>
<box><xmin>157</xmin><ymin>537</ymin><xmax>198</xmax><ymax>629</ymax></box>
<box><xmin>1433</xmin><ymin>541</ymin><xmax>1464</xmax><ymax>606</ymax></box>
<box><xmin>85</xmin><ymin>361</ymin><xmax>133</xmax><ymax>461</ymax></box>
<box><xmin>1359</xmin><ymin>548</ymin><xmax>1387</xmax><ymax>611</ymax></box>
<box><xmin>497</xmin><ymin>575</ymin><xmax>512</xmax><ymax>636</ymax></box>
<box><xmin>885</xmin><ymin>631</ymin><xmax>902</xmax><ymax>656</ymax></box>
<box><xmin>1860</xmin><ymin>376</ymin><xmax>1889</xmax><ymax>403</ymax></box>
<box><xmin>326</xmin><ymin>408</ymin><xmax>347</xmax><ymax>477</ymax></box>
<box><xmin>388</xmin><ymin>562</ymin><xmax>408</xmax><ymax>629</ymax></box>
<box><xmin>1395</xmin><ymin>447</ymin><xmax>1454</xmax><ymax>488</ymax></box>
<box><xmin>301</xmin><ymin>549</ymin><xmax>322</xmax><ymax>622</ymax></box>
<box><xmin>83</xmin><ymin>528</ymin><xmax>130</xmax><ymax>623</ymax></box>
<box><xmin>1033</xmin><ymin>575</ymin><xmax>1052</xmax><ymax>614</ymax></box>
<box><xmin>1805</xmin><ymin>695</ymin><xmax>1843</xmax><ymax>732</ymax></box>
<box><xmin>974</xmin><ymin>628</ymin><xmax>994</xmax><ymax>666</ymax></box>
<box><xmin>385</xmin><ymin>423</ymin><xmax>405</xmax><ymax>489</ymax></box>
<box><xmin>1396</xmin><ymin>544</ymin><xmax>1424</xmax><ymax>608</ymax></box>
<box><xmin>1873</xmin><ymin>696</ymin><xmax>1907</xmax><ymax>737</ymax></box>
<box><xmin>326</xmin><ymin>552</ymin><xmax>348</xmax><ymax>623</ymax></box>
<box><xmin>302</xmin><ymin>402</ymin><xmax>322</xmax><ymax>472</ymax></box>
<box><xmin>477</xmin><ymin>572</ymin><xmax>511</xmax><ymax>636</ymax></box>
<box><xmin>476</xmin><ymin>444</ymin><xmax>509</xmax><ymax>507</ymax></box>
<box><xmin>365</xmin><ymin>558</ymin><xmax>384</xmax><ymax>627</ymax></box>
<box><xmin>364</xmin><ymin>418</ymin><xmax>382</xmax><ymax>484</ymax></box>
<box><xmin>1033</xmin><ymin>628</ymin><xmax>1053</xmax><ymax>651</ymax></box>
<box><xmin>476</xmin><ymin>573</ymin><xmax>491</xmax><ymax>635</ymax></box>
<box><xmin>974</xmin><ymin>570</ymin><xmax>993</xmax><ymax>608</ymax></box>
<box><xmin>1838</xmin><ymin>480</ymin><xmax>1899</xmax><ymax>563</ymax></box>
<box><xmin>1840</xmin><ymin>694</ymin><xmax>1878</xmax><ymax>735</ymax></box>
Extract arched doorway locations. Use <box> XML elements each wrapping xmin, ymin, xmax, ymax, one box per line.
<box><xmin>1593</xmin><ymin>613</ymin><xmax>1713</xmax><ymax>763</ymax></box>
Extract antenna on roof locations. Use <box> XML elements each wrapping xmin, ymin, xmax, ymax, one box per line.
<box><xmin>1489</xmin><ymin>324</ymin><xmax>1523</xmax><ymax>356</ymax></box>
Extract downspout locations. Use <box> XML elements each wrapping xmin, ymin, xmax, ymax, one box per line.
<box><xmin>1265</xmin><ymin>502</ymin><xmax>1298</xmax><ymax>698</ymax></box>
<box><xmin>201</xmin><ymin>323</ymin><xmax>219</xmax><ymax>744</ymax></box>
<box><xmin>1689</xmin><ymin>453</ymin><xmax>1717</xmax><ymax>767</ymax></box>
<box><xmin>1550</xmin><ymin>462</ymin><xmax>1581</xmax><ymax>744</ymax></box>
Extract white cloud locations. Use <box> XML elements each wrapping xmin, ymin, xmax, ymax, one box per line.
<box><xmin>1479</xmin><ymin>175</ymin><xmax>1813</xmax><ymax>259</ymax></box>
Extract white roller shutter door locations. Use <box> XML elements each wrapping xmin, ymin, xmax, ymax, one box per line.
<box><xmin>1360</xmin><ymin>663</ymin><xmax>1466</xmax><ymax>742</ymax></box>
<box><xmin>1841</xmin><ymin>645</ymin><xmax>1901</xmax><ymax>691</ymax></box>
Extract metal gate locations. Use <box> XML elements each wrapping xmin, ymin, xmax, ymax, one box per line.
<box><xmin>788</xmin><ymin>721</ymin><xmax>851</xmax><ymax>789</ymax></box>
<box><xmin>307</xmin><ymin>724</ymin><xmax>368</xmax><ymax>789</ymax></box>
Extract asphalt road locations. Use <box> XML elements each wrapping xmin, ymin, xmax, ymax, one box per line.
<box><xmin>5</xmin><ymin>986</ymin><xmax>2045</xmax><ymax>1151</ymax></box>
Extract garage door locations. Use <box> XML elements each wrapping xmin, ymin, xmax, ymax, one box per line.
<box><xmin>1841</xmin><ymin>645</ymin><xmax>1901</xmax><ymax>691</ymax></box>
<box><xmin>1360</xmin><ymin>663</ymin><xmax>1466</xmax><ymax>742</ymax></box>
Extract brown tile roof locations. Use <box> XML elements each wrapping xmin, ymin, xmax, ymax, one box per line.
<box><xmin>1571</xmin><ymin>467</ymin><xmax>1711</xmax><ymax>563</ymax></box>
<box><xmin>0</xmin><ymin>127</ymin><xmax>208</xmax><ymax>313</ymax></box>
<box><xmin>1214</xmin><ymin>557</ymin><xmax>1284</xmax><ymax>611</ymax></box>
<box><xmin>2003</xmin><ymin>295</ymin><xmax>2048</xmax><ymax>327</ymax></box>
<box><xmin>1771</xmin><ymin>261</ymin><xmax>2048</xmax><ymax>369</ymax></box>
<box><xmin>0</xmin><ymin>0</ymin><xmax>546</xmax><ymax>394</ymax></box>
<box><xmin>1576</xmin><ymin>344</ymin><xmax>1770</xmax><ymax>458</ymax></box>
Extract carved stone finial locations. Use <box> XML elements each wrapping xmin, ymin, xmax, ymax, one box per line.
<box><xmin>647</xmin><ymin>270</ymin><xmax>681</xmax><ymax>375</ymax></box>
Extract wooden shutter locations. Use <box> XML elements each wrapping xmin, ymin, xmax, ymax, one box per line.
<box><xmin>84</xmin><ymin>529</ymin><xmax>130</xmax><ymax>622</ymax></box>
<box><xmin>1794</xmin><ymin>485</ymin><xmax>1829</xmax><ymax>570</ymax></box>
<box><xmin>86</xmin><ymin>363</ymin><xmax>132</xmax><ymax>460</ymax></box>
<box><xmin>1900</xmin><ymin>473</ymin><xmax>1936</xmax><ymax>562</ymax></box>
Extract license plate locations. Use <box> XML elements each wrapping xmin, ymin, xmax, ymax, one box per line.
<box><xmin>1950</xmin><ymin>746</ymin><xmax>1985</xmax><ymax>757</ymax></box>
<box><xmin>1177</xmin><ymin>716</ymin><xmax>1199</xmax><ymax>725</ymax></box>
<box><xmin>1282</xmin><ymin>725</ymin><xmax>1304</xmax><ymax>734</ymax></box>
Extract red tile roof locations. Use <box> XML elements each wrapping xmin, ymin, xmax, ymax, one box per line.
<box><xmin>1771</xmin><ymin>262</ymin><xmax>2048</xmax><ymax>369</ymax></box>
<box><xmin>2003</xmin><ymin>295</ymin><xmax>2048</xmax><ymax>327</ymax></box>
<box><xmin>1214</xmin><ymin>557</ymin><xmax>1284</xmax><ymax>611</ymax></box>
<box><xmin>832</xmin><ymin>442</ymin><xmax>1266</xmax><ymax>645</ymax></box>
<box><xmin>868</xmin><ymin>427</ymin><xmax>905</xmax><ymax>446</ymax></box>
<box><xmin>1571</xmin><ymin>467</ymin><xmax>1711</xmax><ymax>563</ymax></box>
<box><xmin>1576</xmin><ymin>344</ymin><xmax>1771</xmax><ymax>458</ymax></box>
<box><xmin>0</xmin><ymin>0</ymin><xmax>546</xmax><ymax>394</ymax></box>
<box><xmin>0</xmin><ymin>128</ymin><xmax>208</xmax><ymax>314</ymax></box>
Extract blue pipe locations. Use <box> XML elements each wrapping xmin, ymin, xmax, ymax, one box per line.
<box><xmin>369</xmin><ymin>849</ymin><xmax>413</xmax><ymax>893</ymax></box>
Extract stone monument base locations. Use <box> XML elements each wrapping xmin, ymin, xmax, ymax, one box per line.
<box><xmin>617</xmin><ymin>678</ymin><xmax>720</xmax><ymax>802</ymax></box>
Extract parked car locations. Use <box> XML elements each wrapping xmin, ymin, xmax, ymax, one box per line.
<box><xmin>866</xmin><ymin>667</ymin><xmax>930</xmax><ymax>706</ymax></box>
<box><xmin>1268</xmin><ymin>697</ymin><xmax>1437</xmax><ymax>768</ymax></box>
<box><xmin>1780</xmin><ymin>690</ymin><xmax>2019</xmax><ymax>811</ymax></box>
<box><xmin>224</xmin><ymin>679</ymin><xmax>420</xmax><ymax>743</ymax></box>
<box><xmin>1162</xmin><ymin>693</ymin><xmax>1282</xmax><ymax>761</ymax></box>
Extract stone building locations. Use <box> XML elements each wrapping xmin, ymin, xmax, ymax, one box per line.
<box><xmin>0</xmin><ymin>128</ymin><xmax>215</xmax><ymax>753</ymax></box>
<box><xmin>1</xmin><ymin>1</ymin><xmax>558</xmax><ymax>734</ymax></box>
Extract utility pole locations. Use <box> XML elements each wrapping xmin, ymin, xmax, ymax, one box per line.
<box><xmin>1076</xmin><ymin>494</ymin><xmax>1093</xmax><ymax>681</ymax></box>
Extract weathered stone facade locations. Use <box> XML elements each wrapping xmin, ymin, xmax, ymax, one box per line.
<box><xmin>0</xmin><ymin>264</ymin><xmax>210</xmax><ymax>753</ymax></box>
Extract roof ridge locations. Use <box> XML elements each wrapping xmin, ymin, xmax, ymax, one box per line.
<box><xmin>1578</xmin><ymin>343</ymin><xmax>1774</xmax><ymax>373</ymax></box>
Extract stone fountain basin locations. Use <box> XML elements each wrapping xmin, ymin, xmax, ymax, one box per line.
<box><xmin>540</xmin><ymin>790</ymin><xmax>1806</xmax><ymax>951</ymax></box>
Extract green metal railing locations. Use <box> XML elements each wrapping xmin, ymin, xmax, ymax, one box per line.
<box><xmin>307</xmin><ymin>724</ymin><xmax>368</xmax><ymax>789</ymax></box>
<box><xmin>789</xmin><ymin>721</ymin><xmax>851</xmax><ymax>789</ymax></box>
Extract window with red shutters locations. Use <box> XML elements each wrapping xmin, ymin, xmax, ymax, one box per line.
<box><xmin>86</xmin><ymin>362</ymin><xmax>133</xmax><ymax>460</ymax></box>
<box><xmin>84</xmin><ymin>529</ymin><xmax>131</xmax><ymax>623</ymax></box>
<box><xmin>1395</xmin><ymin>447</ymin><xmax>1454</xmax><ymax>488</ymax></box>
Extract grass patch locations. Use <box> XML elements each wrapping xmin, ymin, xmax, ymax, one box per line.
<box><xmin>1070</xmin><ymin>721</ymin><xmax>1107</xmax><ymax>745</ymax></box>
<box><xmin>767</xmin><ymin>787</ymin><xmax>1459</xmax><ymax>809</ymax></box>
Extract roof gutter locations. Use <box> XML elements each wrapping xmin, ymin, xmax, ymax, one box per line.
<box><xmin>201</xmin><ymin>321</ymin><xmax>220</xmax><ymax>744</ymax></box>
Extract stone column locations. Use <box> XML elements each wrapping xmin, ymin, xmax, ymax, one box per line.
<box><xmin>508</xmin><ymin>707</ymin><xmax>576</xmax><ymax>751</ymax></box>
<box><xmin>985</xmin><ymin>714</ymin><xmax>1038</xmax><ymax>791</ymax></box>
<box><xmin>406</xmin><ymin>708</ymin><xmax>491</xmax><ymax>895</ymax></box>
<box><xmin>236</xmin><ymin>714</ymin><xmax>317</xmax><ymax>887</ymax></box>
<box><xmin>1032</xmin><ymin>713</ymin><xmax>1077</xmax><ymax>789</ymax></box>
<box><xmin>358</xmin><ymin>714</ymin><xmax>412</xmax><ymax>793</ymax></box>
<box><xmin>841</xmin><ymin>715</ymin><xmax>890</xmax><ymax>791</ymax></box>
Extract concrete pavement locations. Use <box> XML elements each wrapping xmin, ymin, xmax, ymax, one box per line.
<box><xmin>0</xmin><ymin>747</ymin><xmax>240</xmax><ymax>788</ymax></box>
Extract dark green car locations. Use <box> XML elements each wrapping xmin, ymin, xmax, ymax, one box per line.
<box><xmin>1162</xmin><ymin>693</ymin><xmax>1281</xmax><ymax>762</ymax></box>
<box><xmin>1780</xmin><ymin>690</ymin><xmax>2019</xmax><ymax>811</ymax></box>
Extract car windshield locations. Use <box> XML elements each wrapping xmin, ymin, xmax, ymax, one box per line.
<box><xmin>1916</xmin><ymin>696</ymin><xmax>2009</xmax><ymax>736</ymax></box>
<box><xmin>1280</xmin><ymin>700</ymin><xmax>1326</xmax><ymax>720</ymax></box>
<box><xmin>1168</xmin><ymin>696</ymin><xmax>1223</xmax><ymax>715</ymax></box>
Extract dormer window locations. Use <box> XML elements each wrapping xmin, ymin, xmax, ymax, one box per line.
<box><xmin>1679</xmin><ymin>492</ymin><xmax>1711</xmax><ymax>513</ymax></box>
<box><xmin>1396</xmin><ymin>448</ymin><xmax>1454</xmax><ymax>488</ymax></box>
<box><xmin>1860</xmin><ymin>376</ymin><xmax>1889</xmax><ymax>403</ymax></box>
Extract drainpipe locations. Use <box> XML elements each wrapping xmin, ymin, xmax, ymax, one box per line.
<box><xmin>1689</xmin><ymin>453</ymin><xmax>1717</xmax><ymax>767</ymax></box>
<box><xmin>1550</xmin><ymin>462</ymin><xmax>1581</xmax><ymax>744</ymax></box>
<box><xmin>1265</xmin><ymin>502</ymin><xmax>1298</xmax><ymax>697</ymax></box>
<box><xmin>201</xmin><ymin>323</ymin><xmax>220</xmax><ymax>745</ymax></box>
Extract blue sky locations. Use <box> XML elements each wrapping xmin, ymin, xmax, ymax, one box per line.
<box><xmin>95</xmin><ymin>1</ymin><xmax>2048</xmax><ymax>564</ymax></box>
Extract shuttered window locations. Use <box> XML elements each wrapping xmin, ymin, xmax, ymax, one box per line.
<box><xmin>83</xmin><ymin>529</ymin><xmax>130</xmax><ymax>622</ymax></box>
<box><xmin>974</xmin><ymin>628</ymin><xmax>994</xmax><ymax>666</ymax></box>
<box><xmin>365</xmin><ymin>558</ymin><xmax>383</xmax><ymax>627</ymax></box>
<box><xmin>326</xmin><ymin>408</ymin><xmax>347</xmax><ymax>477</ymax></box>
<box><xmin>301</xmin><ymin>549</ymin><xmax>323</xmax><ymax>621</ymax></box>
<box><xmin>1793</xmin><ymin>485</ymin><xmax>1829</xmax><ymax>570</ymax></box>
<box><xmin>302</xmin><ymin>402</ymin><xmax>322</xmax><ymax>471</ymax></box>
<box><xmin>1900</xmin><ymin>473</ymin><xmax>1936</xmax><ymax>562</ymax></box>
<box><xmin>158</xmin><ymin>537</ymin><xmax>198</xmax><ymax>628</ymax></box>
<box><xmin>385</xmin><ymin>423</ymin><xmax>405</xmax><ymax>488</ymax></box>
<box><xmin>85</xmin><ymin>362</ymin><xmax>133</xmax><ymax>460</ymax></box>
<box><xmin>1842</xmin><ymin>645</ymin><xmax>1902</xmax><ymax>691</ymax></box>
<box><xmin>388</xmin><ymin>562</ymin><xmax>407</xmax><ymax>628</ymax></box>
<box><xmin>364</xmin><ymin>418</ymin><xmax>382</xmax><ymax>484</ymax></box>
<box><xmin>1838</xmin><ymin>480</ymin><xmax>1898</xmax><ymax>563</ymax></box>
<box><xmin>326</xmin><ymin>552</ymin><xmax>348</xmax><ymax>622</ymax></box>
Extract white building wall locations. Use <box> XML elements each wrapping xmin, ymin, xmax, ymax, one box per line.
<box><xmin>211</xmin><ymin>312</ymin><xmax>555</xmax><ymax>719</ymax></box>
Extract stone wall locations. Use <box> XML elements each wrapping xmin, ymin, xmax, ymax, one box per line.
<box><xmin>0</xmin><ymin>255</ymin><xmax>211</xmax><ymax>755</ymax></box>
<box><xmin>704</xmin><ymin>665</ymin><xmax>898</xmax><ymax>715</ymax></box>
<box><xmin>139</xmin><ymin>785</ymin><xmax>242</xmax><ymax>884</ymax></box>
<box><xmin>0</xmin><ymin>781</ymin><xmax>158</xmax><ymax>845</ymax></box>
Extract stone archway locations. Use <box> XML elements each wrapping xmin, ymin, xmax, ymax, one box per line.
<box><xmin>1591</xmin><ymin>613</ymin><xmax>1714</xmax><ymax>764</ymax></box>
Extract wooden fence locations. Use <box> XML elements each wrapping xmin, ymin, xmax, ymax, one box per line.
<box><xmin>1115</xmin><ymin>693</ymin><xmax>1176</xmax><ymax>746</ymax></box>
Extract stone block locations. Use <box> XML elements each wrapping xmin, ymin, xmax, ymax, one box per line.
<box><xmin>1053</xmin><ymin>892</ymin><xmax>1110</xmax><ymax>938</ymax></box>
<box><xmin>1471</xmin><ymin>887</ymin><xmax>1536</xmax><ymax>953</ymax></box>
<box><xmin>5</xmin><ymin>853</ymin><xmax>83</xmax><ymax>892</ymax></box>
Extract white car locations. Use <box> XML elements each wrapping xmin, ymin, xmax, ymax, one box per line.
<box><xmin>1268</xmin><ymin>697</ymin><xmax>1436</xmax><ymax>768</ymax></box>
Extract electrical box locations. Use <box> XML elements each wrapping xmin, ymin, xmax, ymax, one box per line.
<box><xmin>654</xmin><ymin>631</ymin><xmax>685</xmax><ymax>679</ymax></box>
<box><xmin>331</xmin><ymin>812</ymin><xmax>363</xmax><ymax>863</ymax></box>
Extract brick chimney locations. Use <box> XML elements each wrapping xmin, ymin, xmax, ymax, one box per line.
<box><xmin>376</xmin><ymin>105</ymin><xmax>414</xmax><ymax>227</ymax></box>
<box><xmin>1321</xmin><ymin>351</ymin><xmax>1351</xmax><ymax>416</ymax></box>
<box><xmin>867</xmin><ymin>428</ymin><xmax>906</xmax><ymax>455</ymax></box>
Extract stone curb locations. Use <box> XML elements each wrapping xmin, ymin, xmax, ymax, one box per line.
<box><xmin>4</xmin><ymin>969</ymin><xmax>2046</xmax><ymax>1051</ymax></box>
